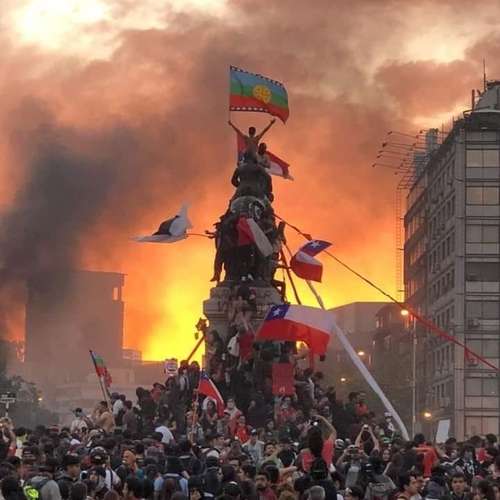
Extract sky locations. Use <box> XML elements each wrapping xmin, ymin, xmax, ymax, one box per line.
<box><xmin>1</xmin><ymin>0</ymin><xmax>500</xmax><ymax>361</ymax></box>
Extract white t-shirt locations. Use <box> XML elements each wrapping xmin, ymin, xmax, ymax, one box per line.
<box><xmin>113</xmin><ymin>399</ymin><xmax>124</xmax><ymax>416</ymax></box>
<box><xmin>155</xmin><ymin>425</ymin><xmax>174</xmax><ymax>445</ymax></box>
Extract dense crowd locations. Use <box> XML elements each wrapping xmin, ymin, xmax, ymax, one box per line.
<box><xmin>0</xmin><ymin>283</ymin><xmax>499</xmax><ymax>500</ymax></box>
<box><xmin>0</xmin><ymin>358</ymin><xmax>499</xmax><ymax>500</ymax></box>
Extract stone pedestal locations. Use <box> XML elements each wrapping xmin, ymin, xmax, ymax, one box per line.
<box><xmin>202</xmin><ymin>284</ymin><xmax>282</xmax><ymax>340</ymax></box>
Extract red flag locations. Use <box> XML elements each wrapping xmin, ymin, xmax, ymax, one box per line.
<box><xmin>272</xmin><ymin>363</ymin><xmax>295</xmax><ymax>396</ymax></box>
<box><xmin>198</xmin><ymin>371</ymin><xmax>225</xmax><ymax>416</ymax></box>
<box><xmin>236</xmin><ymin>134</ymin><xmax>292</xmax><ymax>180</ymax></box>
<box><xmin>236</xmin><ymin>217</ymin><xmax>273</xmax><ymax>256</ymax></box>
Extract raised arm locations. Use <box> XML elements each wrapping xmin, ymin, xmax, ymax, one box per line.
<box><xmin>354</xmin><ymin>428</ymin><xmax>364</xmax><ymax>448</ymax></box>
<box><xmin>316</xmin><ymin>414</ymin><xmax>337</xmax><ymax>441</ymax></box>
<box><xmin>256</xmin><ymin>118</ymin><xmax>276</xmax><ymax>140</ymax></box>
<box><xmin>368</xmin><ymin>426</ymin><xmax>380</xmax><ymax>451</ymax></box>
<box><xmin>228</xmin><ymin>120</ymin><xmax>244</xmax><ymax>136</ymax></box>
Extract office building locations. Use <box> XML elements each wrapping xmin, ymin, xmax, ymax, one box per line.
<box><xmin>404</xmin><ymin>82</ymin><xmax>500</xmax><ymax>438</ymax></box>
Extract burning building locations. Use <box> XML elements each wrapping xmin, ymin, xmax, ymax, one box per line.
<box><xmin>25</xmin><ymin>270</ymin><xmax>125</xmax><ymax>395</ymax></box>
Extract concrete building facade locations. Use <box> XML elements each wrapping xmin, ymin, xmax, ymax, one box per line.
<box><xmin>404</xmin><ymin>83</ymin><xmax>500</xmax><ymax>439</ymax></box>
<box><xmin>25</xmin><ymin>270</ymin><xmax>125</xmax><ymax>397</ymax></box>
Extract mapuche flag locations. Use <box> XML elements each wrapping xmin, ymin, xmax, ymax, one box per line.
<box><xmin>290</xmin><ymin>240</ymin><xmax>332</xmax><ymax>282</ymax></box>
<box><xmin>256</xmin><ymin>304</ymin><xmax>334</xmax><ymax>356</ymax></box>
<box><xmin>197</xmin><ymin>371</ymin><xmax>225</xmax><ymax>416</ymax></box>
<box><xmin>90</xmin><ymin>350</ymin><xmax>112</xmax><ymax>387</ymax></box>
<box><xmin>230</xmin><ymin>66</ymin><xmax>289</xmax><ymax>123</ymax></box>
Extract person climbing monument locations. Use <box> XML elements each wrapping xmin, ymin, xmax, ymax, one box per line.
<box><xmin>256</xmin><ymin>142</ymin><xmax>271</xmax><ymax>169</ymax></box>
<box><xmin>228</xmin><ymin>118</ymin><xmax>276</xmax><ymax>159</ymax></box>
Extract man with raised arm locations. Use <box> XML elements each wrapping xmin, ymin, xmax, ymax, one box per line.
<box><xmin>228</xmin><ymin>118</ymin><xmax>276</xmax><ymax>158</ymax></box>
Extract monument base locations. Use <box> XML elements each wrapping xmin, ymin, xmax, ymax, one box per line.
<box><xmin>202</xmin><ymin>283</ymin><xmax>282</xmax><ymax>340</ymax></box>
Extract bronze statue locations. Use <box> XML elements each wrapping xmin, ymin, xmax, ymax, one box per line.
<box><xmin>210</xmin><ymin>119</ymin><xmax>284</xmax><ymax>286</ymax></box>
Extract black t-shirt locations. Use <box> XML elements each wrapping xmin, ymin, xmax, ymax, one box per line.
<box><xmin>277</xmin><ymin>449</ymin><xmax>296</xmax><ymax>467</ymax></box>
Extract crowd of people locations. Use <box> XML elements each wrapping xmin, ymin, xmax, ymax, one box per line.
<box><xmin>0</xmin><ymin>359</ymin><xmax>499</xmax><ymax>500</ymax></box>
<box><xmin>0</xmin><ymin>282</ymin><xmax>498</xmax><ymax>500</ymax></box>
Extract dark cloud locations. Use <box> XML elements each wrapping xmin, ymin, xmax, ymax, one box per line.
<box><xmin>0</xmin><ymin>0</ymin><xmax>497</xmax><ymax>360</ymax></box>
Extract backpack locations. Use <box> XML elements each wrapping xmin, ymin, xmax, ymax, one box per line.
<box><xmin>23</xmin><ymin>478</ymin><xmax>50</xmax><ymax>500</ymax></box>
<box><xmin>162</xmin><ymin>473</ymin><xmax>183</xmax><ymax>494</ymax></box>
<box><xmin>364</xmin><ymin>478</ymin><xmax>396</xmax><ymax>500</ymax></box>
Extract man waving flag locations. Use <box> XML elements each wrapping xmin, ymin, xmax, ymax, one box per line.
<box><xmin>197</xmin><ymin>371</ymin><xmax>225</xmax><ymax>416</ymax></box>
<box><xmin>236</xmin><ymin>134</ymin><xmax>293</xmax><ymax>180</ymax></box>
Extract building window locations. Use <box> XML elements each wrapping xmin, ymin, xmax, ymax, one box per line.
<box><xmin>466</xmin><ymin>224</ymin><xmax>499</xmax><ymax>253</ymax></box>
<box><xmin>467</xmin><ymin>339</ymin><xmax>500</xmax><ymax>359</ymax></box>
<box><xmin>465</xmin><ymin>262</ymin><xmax>500</xmax><ymax>281</ymax></box>
<box><xmin>465</xmin><ymin>378</ymin><xmax>499</xmax><ymax>396</ymax></box>
<box><xmin>466</xmin><ymin>186</ymin><xmax>500</xmax><ymax>205</ymax></box>
<box><xmin>484</xmin><ymin>340</ymin><xmax>500</xmax><ymax>358</ymax></box>
<box><xmin>466</xmin><ymin>148</ymin><xmax>500</xmax><ymax>167</ymax></box>
<box><xmin>484</xmin><ymin>149</ymin><xmax>500</xmax><ymax>166</ymax></box>
<box><xmin>466</xmin><ymin>150</ymin><xmax>483</xmax><ymax>167</ymax></box>
<box><xmin>466</xmin><ymin>301</ymin><xmax>500</xmax><ymax>319</ymax></box>
<box><xmin>465</xmin><ymin>416</ymin><xmax>500</xmax><ymax>437</ymax></box>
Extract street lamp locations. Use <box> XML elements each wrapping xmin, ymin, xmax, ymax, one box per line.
<box><xmin>423</xmin><ymin>411</ymin><xmax>432</xmax><ymax>420</ymax></box>
<box><xmin>357</xmin><ymin>350</ymin><xmax>366</xmax><ymax>357</ymax></box>
<box><xmin>401</xmin><ymin>309</ymin><xmax>409</xmax><ymax>317</ymax></box>
<box><xmin>340</xmin><ymin>377</ymin><xmax>347</xmax><ymax>383</ymax></box>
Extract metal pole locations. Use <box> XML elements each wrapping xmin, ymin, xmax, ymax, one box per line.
<box><xmin>412</xmin><ymin>329</ymin><xmax>417</xmax><ymax>437</ymax></box>
<box><xmin>187</xmin><ymin>334</ymin><xmax>205</xmax><ymax>363</ymax></box>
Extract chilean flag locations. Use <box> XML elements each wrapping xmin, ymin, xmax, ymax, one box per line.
<box><xmin>198</xmin><ymin>371</ymin><xmax>225</xmax><ymax>416</ymax></box>
<box><xmin>256</xmin><ymin>304</ymin><xmax>333</xmax><ymax>355</ymax></box>
<box><xmin>237</xmin><ymin>216</ymin><xmax>273</xmax><ymax>257</ymax></box>
<box><xmin>237</xmin><ymin>135</ymin><xmax>292</xmax><ymax>180</ymax></box>
<box><xmin>290</xmin><ymin>240</ymin><xmax>332</xmax><ymax>282</ymax></box>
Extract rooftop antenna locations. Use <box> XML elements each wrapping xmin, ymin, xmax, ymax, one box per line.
<box><xmin>483</xmin><ymin>58</ymin><xmax>487</xmax><ymax>91</ymax></box>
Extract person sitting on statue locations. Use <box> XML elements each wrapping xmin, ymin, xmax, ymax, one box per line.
<box><xmin>228</xmin><ymin>118</ymin><xmax>276</xmax><ymax>159</ymax></box>
<box><xmin>257</xmin><ymin>142</ymin><xmax>271</xmax><ymax>169</ymax></box>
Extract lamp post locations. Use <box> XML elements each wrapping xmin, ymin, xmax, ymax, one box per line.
<box><xmin>401</xmin><ymin>309</ymin><xmax>416</xmax><ymax>436</ymax></box>
<box><xmin>411</xmin><ymin>327</ymin><xmax>417</xmax><ymax>436</ymax></box>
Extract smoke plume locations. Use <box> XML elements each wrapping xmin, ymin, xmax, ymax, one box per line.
<box><xmin>1</xmin><ymin>0</ymin><xmax>499</xmax><ymax>362</ymax></box>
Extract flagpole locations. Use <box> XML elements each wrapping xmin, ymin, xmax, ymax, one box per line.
<box><xmin>280</xmin><ymin>250</ymin><xmax>302</xmax><ymax>305</ymax></box>
<box><xmin>303</xmin><ymin>281</ymin><xmax>410</xmax><ymax>440</ymax></box>
<box><xmin>89</xmin><ymin>350</ymin><xmax>112</xmax><ymax>410</ymax></box>
<box><xmin>305</xmin><ymin>280</ymin><xmax>325</xmax><ymax>309</ymax></box>
<box><xmin>187</xmin><ymin>334</ymin><xmax>205</xmax><ymax>363</ymax></box>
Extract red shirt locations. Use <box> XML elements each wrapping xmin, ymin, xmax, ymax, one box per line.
<box><xmin>477</xmin><ymin>447</ymin><xmax>487</xmax><ymax>463</ymax></box>
<box><xmin>235</xmin><ymin>425</ymin><xmax>250</xmax><ymax>443</ymax></box>
<box><xmin>417</xmin><ymin>445</ymin><xmax>438</xmax><ymax>477</ymax></box>
<box><xmin>259</xmin><ymin>488</ymin><xmax>277</xmax><ymax>500</ymax></box>
<box><xmin>301</xmin><ymin>435</ymin><xmax>335</xmax><ymax>472</ymax></box>
<box><xmin>356</xmin><ymin>402</ymin><xmax>369</xmax><ymax>417</ymax></box>
<box><xmin>239</xmin><ymin>332</ymin><xmax>254</xmax><ymax>361</ymax></box>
